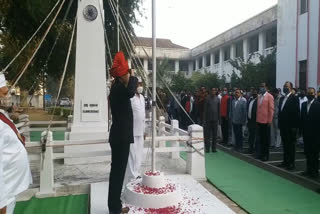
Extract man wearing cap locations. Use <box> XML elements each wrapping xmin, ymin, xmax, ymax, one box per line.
<box><xmin>124</xmin><ymin>77</ymin><xmax>146</xmax><ymax>185</ymax></box>
<box><xmin>0</xmin><ymin>72</ymin><xmax>32</xmax><ymax>214</ymax></box>
<box><xmin>108</xmin><ymin>52</ymin><xmax>138</xmax><ymax>214</ymax></box>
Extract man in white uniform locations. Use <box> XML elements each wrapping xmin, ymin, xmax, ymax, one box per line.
<box><xmin>0</xmin><ymin>73</ymin><xmax>32</xmax><ymax>214</ymax></box>
<box><xmin>124</xmin><ymin>78</ymin><xmax>145</xmax><ymax>185</ymax></box>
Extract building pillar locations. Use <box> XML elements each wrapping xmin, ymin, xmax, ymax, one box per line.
<box><xmin>210</xmin><ymin>53</ymin><xmax>214</xmax><ymax>73</ymax></box>
<box><xmin>175</xmin><ymin>60</ymin><xmax>179</xmax><ymax>73</ymax></box>
<box><xmin>230</xmin><ymin>44</ymin><xmax>236</xmax><ymax>60</ymax></box>
<box><xmin>219</xmin><ymin>48</ymin><xmax>224</xmax><ymax>76</ymax></box>
<box><xmin>243</xmin><ymin>38</ymin><xmax>249</xmax><ymax>62</ymax></box>
<box><xmin>195</xmin><ymin>58</ymin><xmax>199</xmax><ymax>70</ymax></box>
<box><xmin>188</xmin><ymin>61</ymin><xmax>193</xmax><ymax>77</ymax></box>
<box><xmin>259</xmin><ymin>31</ymin><xmax>266</xmax><ymax>55</ymax></box>
<box><xmin>143</xmin><ymin>58</ymin><xmax>148</xmax><ymax>72</ymax></box>
<box><xmin>202</xmin><ymin>55</ymin><xmax>206</xmax><ymax>70</ymax></box>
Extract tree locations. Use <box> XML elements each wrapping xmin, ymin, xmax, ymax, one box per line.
<box><xmin>0</xmin><ymin>0</ymin><xmax>142</xmax><ymax>92</ymax></box>
<box><xmin>191</xmin><ymin>70</ymin><xmax>222</xmax><ymax>90</ymax></box>
<box><xmin>229</xmin><ymin>49</ymin><xmax>277</xmax><ymax>89</ymax></box>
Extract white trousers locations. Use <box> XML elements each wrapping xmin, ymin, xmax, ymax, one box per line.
<box><xmin>124</xmin><ymin>136</ymin><xmax>144</xmax><ymax>186</ymax></box>
<box><xmin>271</xmin><ymin>118</ymin><xmax>281</xmax><ymax>148</ymax></box>
<box><xmin>6</xmin><ymin>200</ymin><xmax>16</xmax><ymax>214</ymax></box>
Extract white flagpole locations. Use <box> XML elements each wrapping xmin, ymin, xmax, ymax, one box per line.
<box><xmin>116</xmin><ymin>0</ymin><xmax>120</xmax><ymax>51</ymax></box>
<box><xmin>151</xmin><ymin>0</ymin><xmax>157</xmax><ymax>172</ymax></box>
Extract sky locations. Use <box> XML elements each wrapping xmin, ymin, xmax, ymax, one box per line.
<box><xmin>134</xmin><ymin>0</ymin><xmax>278</xmax><ymax>49</ymax></box>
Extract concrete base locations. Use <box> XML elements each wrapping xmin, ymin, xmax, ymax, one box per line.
<box><xmin>64</xmin><ymin>131</ymin><xmax>110</xmax><ymax>165</ymax></box>
<box><xmin>90</xmin><ymin>175</ymin><xmax>235</xmax><ymax>214</ymax></box>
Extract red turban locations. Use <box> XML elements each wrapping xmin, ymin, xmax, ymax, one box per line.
<box><xmin>110</xmin><ymin>51</ymin><xmax>129</xmax><ymax>78</ymax></box>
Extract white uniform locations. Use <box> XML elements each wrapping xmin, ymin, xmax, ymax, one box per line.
<box><xmin>124</xmin><ymin>94</ymin><xmax>145</xmax><ymax>184</ymax></box>
<box><xmin>0</xmin><ymin>110</ymin><xmax>32</xmax><ymax>213</ymax></box>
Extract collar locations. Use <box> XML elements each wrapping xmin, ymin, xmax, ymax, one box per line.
<box><xmin>308</xmin><ymin>99</ymin><xmax>315</xmax><ymax>104</ymax></box>
<box><xmin>285</xmin><ymin>92</ymin><xmax>292</xmax><ymax>98</ymax></box>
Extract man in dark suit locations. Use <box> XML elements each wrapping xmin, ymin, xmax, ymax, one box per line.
<box><xmin>300</xmin><ymin>87</ymin><xmax>320</xmax><ymax>178</ymax></box>
<box><xmin>278</xmin><ymin>81</ymin><xmax>300</xmax><ymax>170</ymax></box>
<box><xmin>247</xmin><ymin>89</ymin><xmax>258</xmax><ymax>154</ymax></box>
<box><xmin>108</xmin><ymin>52</ymin><xmax>138</xmax><ymax>214</ymax></box>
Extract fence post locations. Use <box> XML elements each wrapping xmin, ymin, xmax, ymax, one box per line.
<box><xmin>170</xmin><ymin>120</ymin><xmax>180</xmax><ymax>159</ymax></box>
<box><xmin>37</xmin><ymin>130</ymin><xmax>55</xmax><ymax>197</ymax></box>
<box><xmin>158</xmin><ymin>116</ymin><xmax>166</xmax><ymax>147</ymax></box>
<box><xmin>187</xmin><ymin>124</ymin><xmax>206</xmax><ymax>180</ymax></box>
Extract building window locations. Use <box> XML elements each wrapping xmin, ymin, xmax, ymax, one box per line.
<box><xmin>179</xmin><ymin>60</ymin><xmax>188</xmax><ymax>71</ymax></box>
<box><xmin>249</xmin><ymin>35</ymin><xmax>259</xmax><ymax>53</ymax></box>
<box><xmin>266</xmin><ymin>28</ymin><xmax>277</xmax><ymax>48</ymax></box>
<box><xmin>214</xmin><ymin>51</ymin><xmax>220</xmax><ymax>64</ymax></box>
<box><xmin>235</xmin><ymin>41</ymin><xmax>243</xmax><ymax>59</ymax></box>
<box><xmin>300</xmin><ymin>0</ymin><xmax>308</xmax><ymax>14</ymax></box>
<box><xmin>167</xmin><ymin>60</ymin><xmax>175</xmax><ymax>71</ymax></box>
<box><xmin>299</xmin><ymin>60</ymin><xmax>307</xmax><ymax>90</ymax></box>
<box><xmin>199</xmin><ymin>58</ymin><xmax>203</xmax><ymax>69</ymax></box>
<box><xmin>193</xmin><ymin>60</ymin><xmax>196</xmax><ymax>70</ymax></box>
<box><xmin>206</xmin><ymin>54</ymin><xmax>211</xmax><ymax>67</ymax></box>
<box><xmin>224</xmin><ymin>47</ymin><xmax>231</xmax><ymax>61</ymax></box>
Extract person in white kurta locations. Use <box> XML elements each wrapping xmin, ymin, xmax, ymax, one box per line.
<box><xmin>124</xmin><ymin>82</ymin><xmax>145</xmax><ymax>185</ymax></box>
<box><xmin>0</xmin><ymin>73</ymin><xmax>32</xmax><ymax>214</ymax></box>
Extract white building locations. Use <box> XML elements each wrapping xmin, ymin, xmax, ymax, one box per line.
<box><xmin>135</xmin><ymin>0</ymin><xmax>320</xmax><ymax>90</ymax></box>
<box><xmin>277</xmin><ymin>0</ymin><xmax>320</xmax><ymax>90</ymax></box>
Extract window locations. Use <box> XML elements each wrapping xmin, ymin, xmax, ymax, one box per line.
<box><xmin>193</xmin><ymin>60</ymin><xmax>196</xmax><ymax>70</ymax></box>
<box><xmin>266</xmin><ymin>28</ymin><xmax>277</xmax><ymax>48</ymax></box>
<box><xmin>235</xmin><ymin>41</ymin><xmax>243</xmax><ymax>59</ymax></box>
<box><xmin>214</xmin><ymin>51</ymin><xmax>220</xmax><ymax>64</ymax></box>
<box><xmin>206</xmin><ymin>54</ymin><xmax>211</xmax><ymax>67</ymax></box>
<box><xmin>167</xmin><ymin>60</ymin><xmax>175</xmax><ymax>71</ymax></box>
<box><xmin>199</xmin><ymin>58</ymin><xmax>203</xmax><ymax>69</ymax></box>
<box><xmin>299</xmin><ymin>60</ymin><xmax>307</xmax><ymax>90</ymax></box>
<box><xmin>300</xmin><ymin>0</ymin><xmax>308</xmax><ymax>14</ymax></box>
<box><xmin>148</xmin><ymin>60</ymin><xmax>152</xmax><ymax>71</ymax></box>
<box><xmin>179</xmin><ymin>60</ymin><xmax>189</xmax><ymax>71</ymax></box>
<box><xmin>224</xmin><ymin>47</ymin><xmax>231</xmax><ymax>61</ymax></box>
<box><xmin>249</xmin><ymin>35</ymin><xmax>259</xmax><ymax>53</ymax></box>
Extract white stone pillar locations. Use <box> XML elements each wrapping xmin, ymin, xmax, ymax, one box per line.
<box><xmin>259</xmin><ymin>31</ymin><xmax>266</xmax><ymax>56</ymax></box>
<box><xmin>158</xmin><ymin>116</ymin><xmax>166</xmax><ymax>147</ymax></box>
<box><xmin>188</xmin><ymin>61</ymin><xmax>193</xmax><ymax>77</ymax></box>
<box><xmin>243</xmin><ymin>38</ymin><xmax>249</xmax><ymax>62</ymax></box>
<box><xmin>187</xmin><ymin>125</ymin><xmax>206</xmax><ymax>180</ymax></box>
<box><xmin>38</xmin><ymin>131</ymin><xmax>55</xmax><ymax>196</ymax></box>
<box><xmin>219</xmin><ymin>48</ymin><xmax>224</xmax><ymax>76</ymax></box>
<box><xmin>210</xmin><ymin>53</ymin><xmax>214</xmax><ymax>73</ymax></box>
<box><xmin>195</xmin><ymin>58</ymin><xmax>199</xmax><ymax>71</ymax></box>
<box><xmin>230</xmin><ymin>44</ymin><xmax>236</xmax><ymax>60</ymax></box>
<box><xmin>143</xmin><ymin>58</ymin><xmax>148</xmax><ymax>72</ymax></box>
<box><xmin>174</xmin><ymin>60</ymin><xmax>179</xmax><ymax>73</ymax></box>
<box><xmin>170</xmin><ymin>120</ymin><xmax>180</xmax><ymax>159</ymax></box>
<box><xmin>202</xmin><ymin>56</ymin><xmax>206</xmax><ymax>72</ymax></box>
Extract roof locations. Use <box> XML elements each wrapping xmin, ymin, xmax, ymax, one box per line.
<box><xmin>134</xmin><ymin>37</ymin><xmax>189</xmax><ymax>50</ymax></box>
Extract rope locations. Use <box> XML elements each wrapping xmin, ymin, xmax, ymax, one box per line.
<box><xmin>1</xmin><ymin>0</ymin><xmax>61</xmax><ymax>74</ymax></box>
<box><xmin>47</xmin><ymin>16</ymin><xmax>77</xmax><ymax>131</ymax></box>
<box><xmin>11</xmin><ymin>0</ymin><xmax>66</xmax><ymax>88</ymax></box>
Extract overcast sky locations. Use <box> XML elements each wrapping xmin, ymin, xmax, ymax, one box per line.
<box><xmin>134</xmin><ymin>0</ymin><xmax>278</xmax><ymax>49</ymax></box>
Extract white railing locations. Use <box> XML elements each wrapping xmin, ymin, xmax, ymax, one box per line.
<box><xmin>26</xmin><ymin>118</ymin><xmax>205</xmax><ymax>196</ymax></box>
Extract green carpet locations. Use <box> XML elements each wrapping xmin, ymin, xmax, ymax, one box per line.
<box><xmin>14</xmin><ymin>195</ymin><xmax>88</xmax><ymax>214</ymax></box>
<box><xmin>30</xmin><ymin>131</ymin><xmax>65</xmax><ymax>142</ymax></box>
<box><xmin>206</xmin><ymin>150</ymin><xmax>320</xmax><ymax>214</ymax></box>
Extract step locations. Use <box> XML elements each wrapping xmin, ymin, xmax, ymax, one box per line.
<box><xmin>90</xmin><ymin>182</ymin><xmax>109</xmax><ymax>214</ymax></box>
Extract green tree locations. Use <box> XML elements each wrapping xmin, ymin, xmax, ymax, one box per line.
<box><xmin>191</xmin><ymin>70</ymin><xmax>222</xmax><ymax>90</ymax></box>
<box><xmin>0</xmin><ymin>0</ymin><xmax>142</xmax><ymax>92</ymax></box>
<box><xmin>229</xmin><ymin>49</ymin><xmax>276</xmax><ymax>89</ymax></box>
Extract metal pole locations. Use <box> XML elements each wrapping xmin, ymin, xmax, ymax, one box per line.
<box><xmin>151</xmin><ymin>0</ymin><xmax>157</xmax><ymax>172</ymax></box>
<box><xmin>116</xmin><ymin>0</ymin><xmax>120</xmax><ymax>52</ymax></box>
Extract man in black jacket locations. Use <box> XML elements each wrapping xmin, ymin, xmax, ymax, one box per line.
<box><xmin>247</xmin><ymin>89</ymin><xmax>258</xmax><ymax>154</ymax></box>
<box><xmin>278</xmin><ymin>81</ymin><xmax>300</xmax><ymax>170</ymax></box>
<box><xmin>108</xmin><ymin>52</ymin><xmax>138</xmax><ymax>214</ymax></box>
<box><xmin>300</xmin><ymin>87</ymin><xmax>320</xmax><ymax>178</ymax></box>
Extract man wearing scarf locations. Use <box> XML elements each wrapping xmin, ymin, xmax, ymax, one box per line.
<box><xmin>0</xmin><ymin>73</ymin><xmax>32</xmax><ymax>214</ymax></box>
<box><xmin>108</xmin><ymin>52</ymin><xmax>138</xmax><ymax>214</ymax></box>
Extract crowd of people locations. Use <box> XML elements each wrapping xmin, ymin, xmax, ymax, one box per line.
<box><xmin>166</xmin><ymin>82</ymin><xmax>320</xmax><ymax>178</ymax></box>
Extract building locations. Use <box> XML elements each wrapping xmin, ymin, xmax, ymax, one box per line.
<box><xmin>277</xmin><ymin>0</ymin><xmax>320</xmax><ymax>90</ymax></box>
<box><xmin>134</xmin><ymin>0</ymin><xmax>320</xmax><ymax>90</ymax></box>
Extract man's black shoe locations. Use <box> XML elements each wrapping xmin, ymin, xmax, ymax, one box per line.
<box><xmin>286</xmin><ymin>165</ymin><xmax>295</xmax><ymax>170</ymax></box>
<box><xmin>299</xmin><ymin>171</ymin><xmax>310</xmax><ymax>177</ymax></box>
<box><xmin>276</xmin><ymin>163</ymin><xmax>287</xmax><ymax>168</ymax></box>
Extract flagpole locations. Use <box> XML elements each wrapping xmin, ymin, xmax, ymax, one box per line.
<box><xmin>116</xmin><ymin>0</ymin><xmax>120</xmax><ymax>51</ymax></box>
<box><xmin>151</xmin><ymin>0</ymin><xmax>157</xmax><ymax>172</ymax></box>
